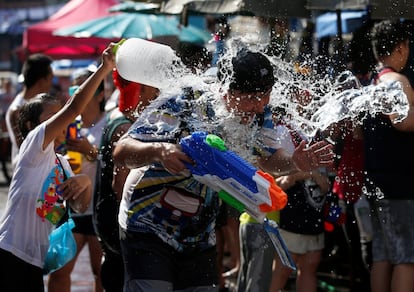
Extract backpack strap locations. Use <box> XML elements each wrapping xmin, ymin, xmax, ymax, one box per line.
<box><xmin>100</xmin><ymin>115</ymin><xmax>132</xmax><ymax>149</ymax></box>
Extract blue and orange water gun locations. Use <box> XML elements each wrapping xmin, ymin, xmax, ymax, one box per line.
<box><xmin>180</xmin><ymin>132</ymin><xmax>296</xmax><ymax>270</ymax></box>
<box><xmin>179</xmin><ymin>131</ymin><xmax>288</xmax><ymax>223</ymax></box>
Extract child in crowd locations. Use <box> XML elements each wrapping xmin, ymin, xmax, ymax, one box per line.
<box><xmin>0</xmin><ymin>43</ymin><xmax>115</xmax><ymax>292</ymax></box>
<box><xmin>48</xmin><ymin>65</ymin><xmax>107</xmax><ymax>292</ymax></box>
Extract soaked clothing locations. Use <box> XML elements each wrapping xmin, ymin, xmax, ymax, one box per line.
<box><xmin>120</xmin><ymin>230</ymin><xmax>218</xmax><ymax>291</ymax></box>
<box><xmin>119</xmin><ymin>91</ymin><xmax>219</xmax><ymax>253</ymax></box>
<box><xmin>363</xmin><ymin>66</ymin><xmax>414</xmax><ymax>199</ymax></box>
<box><xmin>362</xmin><ymin>113</ymin><xmax>414</xmax><ymax>199</ymax></box>
<box><xmin>119</xmin><ymin>89</ymin><xmax>282</xmax><ymax>291</ymax></box>
<box><xmin>236</xmin><ymin>121</ymin><xmax>292</xmax><ymax>292</ymax></box>
<box><xmin>118</xmin><ymin>90</ymin><xmax>220</xmax><ymax>291</ymax></box>
<box><xmin>363</xmin><ymin>67</ymin><xmax>414</xmax><ymax>265</ymax></box>
<box><xmin>371</xmin><ymin>199</ymin><xmax>414</xmax><ymax>264</ymax></box>
<box><xmin>237</xmin><ymin>221</ymin><xmax>274</xmax><ymax>292</ymax></box>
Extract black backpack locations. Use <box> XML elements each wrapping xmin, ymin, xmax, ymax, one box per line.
<box><xmin>93</xmin><ymin>115</ymin><xmax>131</xmax><ymax>254</ymax></box>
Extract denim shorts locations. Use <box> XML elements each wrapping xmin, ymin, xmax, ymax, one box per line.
<box><xmin>371</xmin><ymin>199</ymin><xmax>414</xmax><ymax>264</ymax></box>
<box><xmin>120</xmin><ymin>230</ymin><xmax>218</xmax><ymax>292</ymax></box>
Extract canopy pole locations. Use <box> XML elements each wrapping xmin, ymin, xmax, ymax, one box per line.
<box><xmin>334</xmin><ymin>9</ymin><xmax>345</xmax><ymax>73</ymax></box>
<box><xmin>335</xmin><ymin>9</ymin><xmax>343</xmax><ymax>48</ymax></box>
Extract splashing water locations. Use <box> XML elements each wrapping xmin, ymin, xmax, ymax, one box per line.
<box><xmin>265</xmin><ymin>59</ymin><xmax>409</xmax><ymax>139</ymax></box>
<box><xmin>125</xmin><ymin>37</ymin><xmax>409</xmax><ymax>159</ymax></box>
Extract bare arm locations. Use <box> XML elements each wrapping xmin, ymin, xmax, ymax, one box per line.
<box><xmin>112</xmin><ymin>165</ymin><xmax>130</xmax><ymax>201</ymax></box>
<box><xmin>113</xmin><ymin>134</ymin><xmax>193</xmax><ymax>175</ymax></box>
<box><xmin>276</xmin><ymin>169</ymin><xmax>331</xmax><ymax>193</ymax></box>
<box><xmin>110</xmin><ymin>122</ymin><xmax>132</xmax><ymax>201</ymax></box>
<box><xmin>42</xmin><ymin>44</ymin><xmax>116</xmax><ymax>149</ymax></box>
<box><xmin>257</xmin><ymin>140</ymin><xmax>335</xmax><ymax>176</ymax></box>
<box><xmin>390</xmin><ymin>105</ymin><xmax>414</xmax><ymax>131</ymax></box>
<box><xmin>57</xmin><ymin>174</ymin><xmax>92</xmax><ymax>213</ymax></box>
<box><xmin>275</xmin><ymin>171</ymin><xmax>312</xmax><ymax>190</ymax></box>
<box><xmin>381</xmin><ymin>73</ymin><xmax>414</xmax><ymax>131</ymax></box>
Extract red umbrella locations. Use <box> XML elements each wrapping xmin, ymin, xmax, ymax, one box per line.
<box><xmin>20</xmin><ymin>0</ymin><xmax>118</xmax><ymax>60</ymax></box>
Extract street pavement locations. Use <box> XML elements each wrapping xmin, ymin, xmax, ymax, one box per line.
<box><xmin>0</xmin><ymin>161</ymin><xmax>95</xmax><ymax>292</ymax></box>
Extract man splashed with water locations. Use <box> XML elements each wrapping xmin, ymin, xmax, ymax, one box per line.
<box><xmin>112</xmin><ymin>45</ymin><xmax>334</xmax><ymax>292</ymax></box>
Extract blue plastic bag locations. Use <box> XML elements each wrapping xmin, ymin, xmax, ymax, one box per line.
<box><xmin>43</xmin><ymin>218</ymin><xmax>77</xmax><ymax>275</ymax></box>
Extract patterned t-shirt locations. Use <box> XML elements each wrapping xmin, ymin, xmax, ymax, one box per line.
<box><xmin>119</xmin><ymin>89</ymin><xmax>281</xmax><ymax>252</ymax></box>
<box><xmin>119</xmin><ymin>90</ymin><xmax>218</xmax><ymax>252</ymax></box>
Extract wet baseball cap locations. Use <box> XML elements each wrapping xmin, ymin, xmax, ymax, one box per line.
<box><xmin>217</xmin><ymin>48</ymin><xmax>275</xmax><ymax>93</ymax></box>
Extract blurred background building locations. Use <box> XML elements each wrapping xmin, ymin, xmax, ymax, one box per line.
<box><xmin>0</xmin><ymin>1</ymin><xmax>65</xmax><ymax>72</ymax></box>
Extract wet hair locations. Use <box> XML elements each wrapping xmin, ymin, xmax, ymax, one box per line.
<box><xmin>176</xmin><ymin>42</ymin><xmax>212</xmax><ymax>71</ymax></box>
<box><xmin>371</xmin><ymin>20</ymin><xmax>409</xmax><ymax>59</ymax></box>
<box><xmin>217</xmin><ymin>48</ymin><xmax>275</xmax><ymax>93</ymax></box>
<box><xmin>18</xmin><ymin>93</ymin><xmax>60</xmax><ymax>139</ymax></box>
<box><xmin>22</xmin><ymin>54</ymin><xmax>53</xmax><ymax>88</ymax></box>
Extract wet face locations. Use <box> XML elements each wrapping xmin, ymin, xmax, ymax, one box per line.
<box><xmin>224</xmin><ymin>89</ymin><xmax>271</xmax><ymax>124</ymax></box>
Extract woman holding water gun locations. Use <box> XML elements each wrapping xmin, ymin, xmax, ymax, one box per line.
<box><xmin>112</xmin><ymin>42</ymin><xmax>334</xmax><ymax>292</ymax></box>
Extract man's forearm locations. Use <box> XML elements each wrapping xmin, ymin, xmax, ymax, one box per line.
<box><xmin>257</xmin><ymin>149</ymin><xmax>298</xmax><ymax>176</ymax></box>
<box><xmin>113</xmin><ymin>135</ymin><xmax>162</xmax><ymax>169</ymax></box>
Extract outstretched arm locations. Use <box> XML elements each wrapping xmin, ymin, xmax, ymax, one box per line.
<box><xmin>43</xmin><ymin>43</ymin><xmax>116</xmax><ymax>149</ymax></box>
<box><xmin>258</xmin><ymin>140</ymin><xmax>334</xmax><ymax>176</ymax></box>
<box><xmin>381</xmin><ymin>72</ymin><xmax>414</xmax><ymax>131</ymax></box>
<box><xmin>113</xmin><ymin>134</ymin><xmax>193</xmax><ymax>174</ymax></box>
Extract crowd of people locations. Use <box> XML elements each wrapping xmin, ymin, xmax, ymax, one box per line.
<box><xmin>0</xmin><ymin>17</ymin><xmax>413</xmax><ymax>292</ymax></box>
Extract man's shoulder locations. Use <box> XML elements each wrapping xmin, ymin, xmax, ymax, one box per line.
<box><xmin>6</xmin><ymin>93</ymin><xmax>24</xmax><ymax>113</ymax></box>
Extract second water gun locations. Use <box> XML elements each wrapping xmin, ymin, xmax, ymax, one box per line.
<box><xmin>66</xmin><ymin>118</ymin><xmax>82</xmax><ymax>174</ymax></box>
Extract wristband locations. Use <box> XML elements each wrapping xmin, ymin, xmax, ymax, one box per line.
<box><xmin>85</xmin><ymin>145</ymin><xmax>98</xmax><ymax>162</ymax></box>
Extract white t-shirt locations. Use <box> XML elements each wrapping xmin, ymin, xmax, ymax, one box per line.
<box><xmin>0</xmin><ymin>123</ymin><xmax>73</xmax><ymax>268</ymax></box>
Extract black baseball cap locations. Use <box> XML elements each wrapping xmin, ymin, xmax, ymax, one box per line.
<box><xmin>217</xmin><ymin>48</ymin><xmax>275</xmax><ymax>93</ymax></box>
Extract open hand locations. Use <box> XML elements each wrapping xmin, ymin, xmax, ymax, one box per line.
<box><xmin>292</xmin><ymin>140</ymin><xmax>335</xmax><ymax>172</ymax></box>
